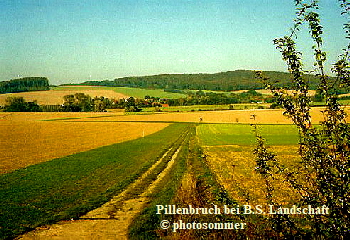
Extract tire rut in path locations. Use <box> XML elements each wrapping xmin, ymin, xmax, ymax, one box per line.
<box><xmin>17</xmin><ymin>143</ymin><xmax>183</xmax><ymax>240</ymax></box>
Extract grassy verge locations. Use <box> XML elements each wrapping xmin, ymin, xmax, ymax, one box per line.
<box><xmin>128</xmin><ymin>124</ymin><xmax>242</xmax><ymax>239</ymax></box>
<box><xmin>128</xmin><ymin>125</ymin><xmax>194</xmax><ymax>239</ymax></box>
<box><xmin>122</xmin><ymin>125</ymin><xmax>192</xmax><ymax>202</ymax></box>
<box><xmin>162</xmin><ymin>130</ymin><xmax>249</xmax><ymax>239</ymax></box>
<box><xmin>0</xmin><ymin>123</ymin><xmax>189</xmax><ymax>239</ymax></box>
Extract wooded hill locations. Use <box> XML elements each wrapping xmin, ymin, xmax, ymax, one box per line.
<box><xmin>0</xmin><ymin>77</ymin><xmax>50</xmax><ymax>94</ymax></box>
<box><xmin>78</xmin><ymin>70</ymin><xmax>323</xmax><ymax>91</ymax></box>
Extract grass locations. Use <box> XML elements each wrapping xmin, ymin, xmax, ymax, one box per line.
<box><xmin>0</xmin><ymin>123</ymin><xmax>190</xmax><ymax>240</ymax></box>
<box><xmin>129</xmin><ymin>124</ymin><xmax>248</xmax><ymax>239</ymax></box>
<box><xmin>128</xmin><ymin>124</ymin><xmax>238</xmax><ymax>239</ymax></box>
<box><xmin>53</xmin><ymin>86</ymin><xmax>187</xmax><ymax>99</ymax></box>
<box><xmin>197</xmin><ymin>124</ymin><xmax>300</xmax><ymax>146</ymax></box>
<box><xmin>339</xmin><ymin>99</ymin><xmax>350</xmax><ymax>105</ymax></box>
<box><xmin>128</xmin><ymin>125</ymin><xmax>195</xmax><ymax>239</ymax></box>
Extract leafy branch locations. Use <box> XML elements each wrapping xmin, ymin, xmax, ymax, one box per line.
<box><xmin>253</xmin><ymin>0</ymin><xmax>350</xmax><ymax>238</ymax></box>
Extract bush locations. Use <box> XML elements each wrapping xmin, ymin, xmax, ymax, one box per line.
<box><xmin>3</xmin><ymin>97</ymin><xmax>41</xmax><ymax>112</ymax></box>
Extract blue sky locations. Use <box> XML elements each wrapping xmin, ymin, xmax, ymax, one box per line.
<box><xmin>0</xmin><ymin>0</ymin><xmax>348</xmax><ymax>85</ymax></box>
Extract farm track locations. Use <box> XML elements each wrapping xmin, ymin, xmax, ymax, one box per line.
<box><xmin>16</xmin><ymin>126</ymin><xmax>191</xmax><ymax>240</ymax></box>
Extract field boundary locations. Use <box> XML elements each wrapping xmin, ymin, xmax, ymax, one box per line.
<box><xmin>17</xmin><ymin>128</ymin><xmax>190</xmax><ymax>239</ymax></box>
<box><xmin>0</xmin><ymin>124</ymin><xmax>191</xmax><ymax>239</ymax></box>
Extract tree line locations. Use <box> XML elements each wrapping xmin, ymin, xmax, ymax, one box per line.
<box><xmin>75</xmin><ymin>70</ymin><xmax>328</xmax><ymax>91</ymax></box>
<box><xmin>0</xmin><ymin>77</ymin><xmax>50</xmax><ymax>94</ymax></box>
<box><xmin>1</xmin><ymin>93</ymin><xmax>111</xmax><ymax>112</ymax></box>
<box><xmin>3</xmin><ymin>89</ymin><xmax>344</xmax><ymax>112</ymax></box>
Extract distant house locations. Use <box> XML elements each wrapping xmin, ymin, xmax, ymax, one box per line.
<box><xmin>161</xmin><ymin>104</ymin><xmax>169</xmax><ymax>108</ymax></box>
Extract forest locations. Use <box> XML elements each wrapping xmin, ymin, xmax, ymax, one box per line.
<box><xmin>77</xmin><ymin>70</ymin><xmax>324</xmax><ymax>91</ymax></box>
<box><xmin>0</xmin><ymin>77</ymin><xmax>50</xmax><ymax>94</ymax></box>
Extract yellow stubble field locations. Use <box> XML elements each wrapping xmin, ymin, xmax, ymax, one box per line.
<box><xmin>0</xmin><ymin>112</ymin><xmax>169</xmax><ymax>174</ymax></box>
<box><xmin>73</xmin><ymin>107</ymin><xmax>350</xmax><ymax>124</ymax></box>
<box><xmin>1</xmin><ymin>106</ymin><xmax>348</xmax><ymax>175</ymax></box>
<box><xmin>203</xmin><ymin>145</ymin><xmax>301</xmax><ymax>206</ymax></box>
<box><xmin>192</xmin><ymin>106</ymin><xmax>349</xmax><ymax>206</ymax></box>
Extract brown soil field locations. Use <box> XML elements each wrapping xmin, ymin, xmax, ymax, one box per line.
<box><xmin>0</xmin><ymin>89</ymin><xmax>128</xmax><ymax>105</ymax></box>
<box><xmin>0</xmin><ymin>112</ymin><xmax>169</xmax><ymax>174</ymax></box>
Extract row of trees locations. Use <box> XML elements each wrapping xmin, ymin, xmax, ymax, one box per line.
<box><xmin>61</xmin><ymin>94</ymin><xmax>163</xmax><ymax>112</ymax></box>
<box><xmin>166</xmin><ymin>90</ymin><xmax>272</xmax><ymax>106</ymax></box>
<box><xmin>4</xmin><ymin>89</ymin><xmax>339</xmax><ymax>112</ymax></box>
<box><xmin>1</xmin><ymin>94</ymin><xmax>160</xmax><ymax>112</ymax></box>
<box><xmin>61</xmin><ymin>93</ymin><xmax>111</xmax><ymax>112</ymax></box>
<box><xmin>2</xmin><ymin>94</ymin><xmax>112</xmax><ymax>112</ymax></box>
<box><xmin>0</xmin><ymin>77</ymin><xmax>49</xmax><ymax>94</ymax></box>
<box><xmin>2</xmin><ymin>97</ymin><xmax>41</xmax><ymax>112</ymax></box>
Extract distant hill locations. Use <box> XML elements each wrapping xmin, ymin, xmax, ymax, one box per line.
<box><xmin>0</xmin><ymin>77</ymin><xmax>50</xmax><ymax>94</ymax></box>
<box><xmin>77</xmin><ymin>70</ymin><xmax>323</xmax><ymax>91</ymax></box>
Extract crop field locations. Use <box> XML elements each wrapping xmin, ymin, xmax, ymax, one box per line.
<box><xmin>1</xmin><ymin>107</ymin><xmax>348</xmax><ymax>239</ymax></box>
<box><xmin>0</xmin><ymin>112</ymin><xmax>169</xmax><ymax>174</ymax></box>
<box><xmin>197</xmin><ymin>124</ymin><xmax>299</xmax><ymax>146</ymax></box>
<box><xmin>254</xmin><ymin>89</ymin><xmax>316</xmax><ymax>96</ymax></box>
<box><xmin>339</xmin><ymin>99</ymin><xmax>350</xmax><ymax>105</ymax></box>
<box><xmin>0</xmin><ymin>123</ymin><xmax>192</xmax><ymax>239</ymax></box>
<box><xmin>197</xmin><ymin>124</ymin><xmax>301</xmax><ymax>207</ymax></box>
<box><xmin>0</xmin><ymin>89</ymin><xmax>128</xmax><ymax>105</ymax></box>
<box><xmin>53</xmin><ymin>86</ymin><xmax>187</xmax><ymax>99</ymax></box>
<box><xmin>66</xmin><ymin>107</ymin><xmax>350</xmax><ymax>124</ymax></box>
<box><xmin>191</xmin><ymin>122</ymin><xmax>311</xmax><ymax>237</ymax></box>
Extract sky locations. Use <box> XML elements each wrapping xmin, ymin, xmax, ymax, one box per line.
<box><xmin>0</xmin><ymin>0</ymin><xmax>348</xmax><ymax>85</ymax></box>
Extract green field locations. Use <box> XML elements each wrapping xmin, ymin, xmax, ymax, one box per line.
<box><xmin>197</xmin><ymin>124</ymin><xmax>300</xmax><ymax>146</ymax></box>
<box><xmin>0</xmin><ymin>123</ymin><xmax>190</xmax><ymax>239</ymax></box>
<box><xmin>53</xmin><ymin>86</ymin><xmax>187</xmax><ymax>99</ymax></box>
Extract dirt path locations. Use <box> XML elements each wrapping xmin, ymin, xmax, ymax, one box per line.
<box><xmin>16</xmin><ymin>144</ymin><xmax>183</xmax><ymax>240</ymax></box>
